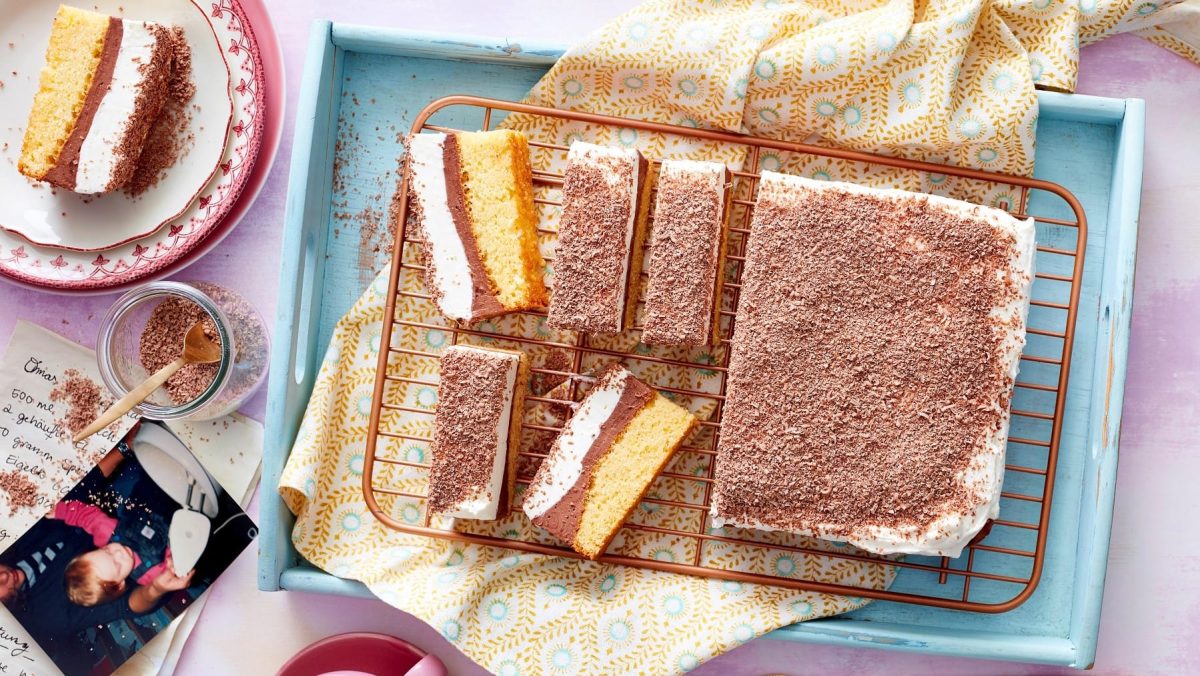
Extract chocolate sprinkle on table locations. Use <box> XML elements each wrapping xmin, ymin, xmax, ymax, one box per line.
<box><xmin>49</xmin><ymin>368</ymin><xmax>111</xmax><ymax>437</ymax></box>
<box><xmin>0</xmin><ymin>469</ymin><xmax>39</xmax><ymax>516</ymax></box>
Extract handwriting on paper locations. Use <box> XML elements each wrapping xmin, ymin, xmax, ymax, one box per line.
<box><xmin>0</xmin><ymin>604</ymin><xmax>57</xmax><ymax>675</ymax></box>
<box><xmin>0</xmin><ymin>322</ymin><xmax>138</xmax><ymax>534</ymax></box>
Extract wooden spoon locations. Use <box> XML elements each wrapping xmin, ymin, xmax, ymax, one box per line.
<box><xmin>73</xmin><ymin>322</ymin><xmax>222</xmax><ymax>442</ymax></box>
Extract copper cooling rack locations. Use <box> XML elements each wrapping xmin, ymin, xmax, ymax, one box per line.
<box><xmin>362</xmin><ymin>95</ymin><xmax>1087</xmax><ymax>613</ymax></box>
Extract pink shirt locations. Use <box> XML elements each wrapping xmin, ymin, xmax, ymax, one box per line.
<box><xmin>54</xmin><ymin>500</ymin><xmax>170</xmax><ymax>586</ymax></box>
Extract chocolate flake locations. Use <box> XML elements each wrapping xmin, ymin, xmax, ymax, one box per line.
<box><xmin>642</xmin><ymin>162</ymin><xmax>729</xmax><ymax>346</ymax></box>
<box><xmin>139</xmin><ymin>297</ymin><xmax>220</xmax><ymax>404</ymax></box>
<box><xmin>126</xmin><ymin>26</ymin><xmax>195</xmax><ymax>196</ymax></box>
<box><xmin>0</xmin><ymin>470</ymin><xmax>39</xmax><ymax>516</ymax></box>
<box><xmin>428</xmin><ymin>347</ymin><xmax>518</xmax><ymax>516</ymax></box>
<box><xmin>547</xmin><ymin>145</ymin><xmax>645</xmax><ymax>334</ymax></box>
<box><xmin>714</xmin><ymin>177</ymin><xmax>1028</xmax><ymax>541</ymax></box>
<box><xmin>49</xmin><ymin>368</ymin><xmax>111</xmax><ymax>438</ymax></box>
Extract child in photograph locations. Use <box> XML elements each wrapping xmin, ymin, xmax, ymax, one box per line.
<box><xmin>0</xmin><ymin>433</ymin><xmax>193</xmax><ymax>672</ymax></box>
<box><xmin>51</xmin><ymin>498</ymin><xmax>189</xmax><ymax>606</ymax></box>
<box><xmin>2</xmin><ymin>419</ymin><xmax>255</xmax><ymax>676</ymax></box>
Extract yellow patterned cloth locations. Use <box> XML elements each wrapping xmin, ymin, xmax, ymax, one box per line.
<box><xmin>280</xmin><ymin>2</ymin><xmax>1199</xmax><ymax>674</ymax></box>
<box><xmin>502</xmin><ymin>0</ymin><xmax>1198</xmax><ymax>205</ymax></box>
<box><xmin>281</xmin><ymin>272</ymin><xmax>894</xmax><ymax>675</ymax></box>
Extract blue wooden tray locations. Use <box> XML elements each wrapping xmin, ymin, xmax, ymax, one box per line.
<box><xmin>258</xmin><ymin>21</ymin><xmax>1142</xmax><ymax>669</ymax></box>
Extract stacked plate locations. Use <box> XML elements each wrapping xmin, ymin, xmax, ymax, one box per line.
<box><xmin>0</xmin><ymin>0</ymin><xmax>282</xmax><ymax>293</ymax></box>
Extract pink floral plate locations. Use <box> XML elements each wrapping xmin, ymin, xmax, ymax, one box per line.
<box><xmin>0</xmin><ymin>0</ymin><xmax>269</xmax><ymax>291</ymax></box>
<box><xmin>0</xmin><ymin>0</ymin><xmax>233</xmax><ymax>253</ymax></box>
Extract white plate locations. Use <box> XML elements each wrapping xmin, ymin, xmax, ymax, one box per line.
<box><xmin>0</xmin><ymin>0</ymin><xmax>270</xmax><ymax>292</ymax></box>
<box><xmin>0</xmin><ymin>0</ymin><xmax>233</xmax><ymax>252</ymax></box>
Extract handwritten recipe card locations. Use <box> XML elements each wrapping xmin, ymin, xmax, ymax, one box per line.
<box><xmin>0</xmin><ymin>321</ymin><xmax>139</xmax><ymax>545</ymax></box>
<box><xmin>0</xmin><ymin>321</ymin><xmax>263</xmax><ymax>676</ymax></box>
<box><xmin>0</xmin><ymin>322</ymin><xmax>138</xmax><ymax>674</ymax></box>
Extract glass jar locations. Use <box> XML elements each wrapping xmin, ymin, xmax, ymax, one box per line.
<box><xmin>97</xmin><ymin>281</ymin><xmax>269</xmax><ymax>421</ymax></box>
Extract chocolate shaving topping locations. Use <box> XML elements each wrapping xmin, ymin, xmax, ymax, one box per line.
<box><xmin>642</xmin><ymin>164</ymin><xmax>729</xmax><ymax>346</ymax></box>
<box><xmin>109</xmin><ymin>23</ymin><xmax>177</xmax><ymax>192</ymax></box>
<box><xmin>714</xmin><ymin>180</ymin><xmax>1026</xmax><ymax>540</ymax></box>
<box><xmin>548</xmin><ymin>147</ymin><xmax>644</xmax><ymax>334</ymax></box>
<box><xmin>429</xmin><ymin>347</ymin><xmax>517</xmax><ymax>514</ymax></box>
<box><xmin>126</xmin><ymin>26</ymin><xmax>195</xmax><ymax>197</ymax></box>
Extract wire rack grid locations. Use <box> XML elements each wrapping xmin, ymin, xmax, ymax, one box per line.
<box><xmin>361</xmin><ymin>95</ymin><xmax>1088</xmax><ymax>613</ymax></box>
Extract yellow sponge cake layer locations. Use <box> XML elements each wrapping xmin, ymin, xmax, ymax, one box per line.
<box><xmin>574</xmin><ymin>394</ymin><xmax>696</xmax><ymax>558</ymax></box>
<box><xmin>21</xmin><ymin>6</ymin><xmax>182</xmax><ymax>193</ymax></box>
<box><xmin>522</xmin><ymin>364</ymin><xmax>697</xmax><ymax>559</ymax></box>
<box><xmin>405</xmin><ymin>130</ymin><xmax>549</xmax><ymax>322</ymax></box>
<box><xmin>19</xmin><ymin>6</ymin><xmax>111</xmax><ymax>180</ymax></box>
<box><xmin>455</xmin><ymin>130</ymin><xmax>549</xmax><ymax>311</ymax></box>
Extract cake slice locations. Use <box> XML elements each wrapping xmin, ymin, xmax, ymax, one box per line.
<box><xmin>427</xmin><ymin>345</ymin><xmax>529</xmax><ymax>520</ymax></box>
<box><xmin>405</xmin><ymin>130</ymin><xmax>548</xmax><ymax>323</ymax></box>
<box><xmin>711</xmin><ymin>172</ymin><xmax>1035</xmax><ymax>557</ymax></box>
<box><xmin>19</xmin><ymin>6</ymin><xmax>184</xmax><ymax>194</ymax></box>
<box><xmin>641</xmin><ymin>160</ymin><xmax>732</xmax><ymax>346</ymax></box>
<box><xmin>523</xmin><ymin>364</ymin><xmax>697</xmax><ymax>558</ymax></box>
<box><xmin>546</xmin><ymin>142</ymin><xmax>652</xmax><ymax>334</ymax></box>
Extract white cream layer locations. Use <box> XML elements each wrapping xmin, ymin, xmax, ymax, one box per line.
<box><xmin>566</xmin><ymin>141</ymin><xmax>640</xmax><ymax>330</ymax></box>
<box><xmin>522</xmin><ymin>366</ymin><xmax>630</xmax><ymax>520</ymax></box>
<box><xmin>408</xmin><ymin>133</ymin><xmax>475</xmax><ymax>320</ymax></box>
<box><xmin>711</xmin><ymin>172</ymin><xmax>1036</xmax><ymax>558</ymax></box>
<box><xmin>443</xmin><ymin>346</ymin><xmax>519</xmax><ymax>520</ymax></box>
<box><xmin>661</xmin><ymin>159</ymin><xmax>726</xmax><ymax>181</ymax></box>
<box><xmin>76</xmin><ymin>21</ymin><xmax>160</xmax><ymax>194</ymax></box>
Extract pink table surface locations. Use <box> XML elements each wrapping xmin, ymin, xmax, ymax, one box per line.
<box><xmin>1</xmin><ymin>2</ymin><xmax>1196</xmax><ymax>674</ymax></box>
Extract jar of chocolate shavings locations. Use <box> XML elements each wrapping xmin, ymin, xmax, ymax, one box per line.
<box><xmin>97</xmin><ymin>281</ymin><xmax>269</xmax><ymax>421</ymax></box>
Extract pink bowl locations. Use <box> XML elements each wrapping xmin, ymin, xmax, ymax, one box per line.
<box><xmin>276</xmin><ymin>632</ymin><xmax>443</xmax><ymax>676</ymax></box>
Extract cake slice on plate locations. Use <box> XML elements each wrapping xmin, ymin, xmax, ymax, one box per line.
<box><xmin>523</xmin><ymin>364</ymin><xmax>696</xmax><ymax>558</ymax></box>
<box><xmin>427</xmin><ymin>345</ymin><xmax>529</xmax><ymax>520</ymax></box>
<box><xmin>641</xmin><ymin>159</ymin><xmax>732</xmax><ymax>347</ymax></box>
<box><xmin>547</xmin><ymin>142</ymin><xmax>652</xmax><ymax>335</ymax></box>
<box><xmin>711</xmin><ymin>172</ymin><xmax>1035</xmax><ymax>558</ymax></box>
<box><xmin>19</xmin><ymin>6</ymin><xmax>185</xmax><ymax>194</ymax></box>
<box><xmin>405</xmin><ymin>130</ymin><xmax>548</xmax><ymax>323</ymax></box>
